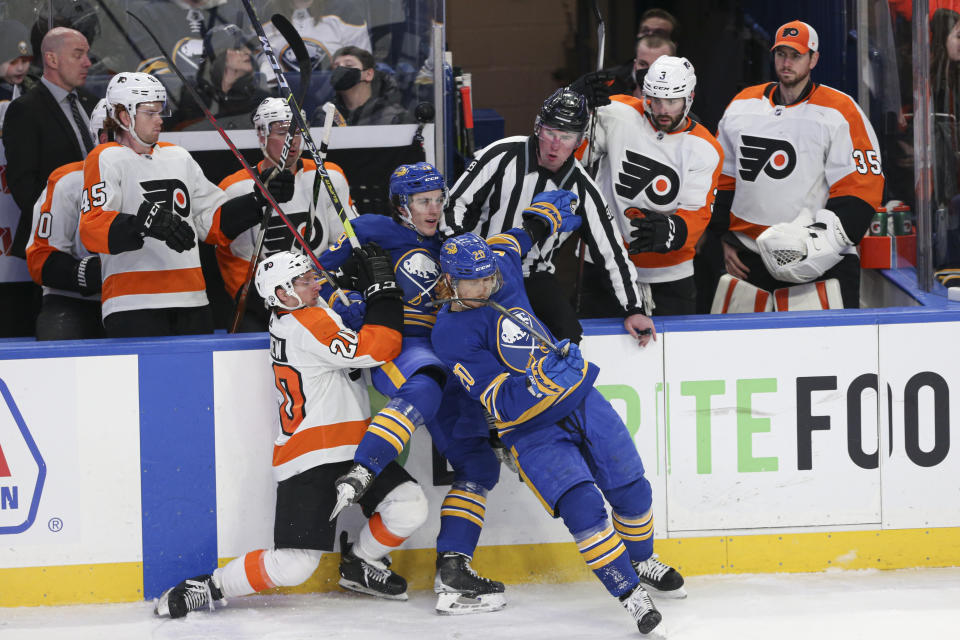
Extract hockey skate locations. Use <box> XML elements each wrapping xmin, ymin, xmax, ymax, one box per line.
<box><xmin>154</xmin><ymin>573</ymin><xmax>225</xmax><ymax>618</ymax></box>
<box><xmin>620</xmin><ymin>584</ymin><xmax>662</xmax><ymax>634</ymax></box>
<box><xmin>633</xmin><ymin>553</ymin><xmax>687</xmax><ymax>598</ymax></box>
<box><xmin>434</xmin><ymin>551</ymin><xmax>507</xmax><ymax>615</ymax></box>
<box><xmin>338</xmin><ymin>531</ymin><xmax>408</xmax><ymax>600</ymax></box>
<box><xmin>330</xmin><ymin>464</ymin><xmax>375</xmax><ymax>519</ymax></box>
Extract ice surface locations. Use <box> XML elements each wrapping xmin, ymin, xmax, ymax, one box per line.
<box><xmin>1</xmin><ymin>568</ymin><xmax>958</xmax><ymax>640</ymax></box>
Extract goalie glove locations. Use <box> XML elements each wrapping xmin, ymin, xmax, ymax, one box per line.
<box><xmin>756</xmin><ymin>208</ymin><xmax>853</xmax><ymax>284</ymax></box>
<box><xmin>629</xmin><ymin>211</ymin><xmax>687</xmax><ymax>254</ymax></box>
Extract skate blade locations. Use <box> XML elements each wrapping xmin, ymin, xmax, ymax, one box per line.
<box><xmin>435</xmin><ymin>591</ymin><xmax>507</xmax><ymax>615</ymax></box>
<box><xmin>337</xmin><ymin>577</ymin><xmax>408</xmax><ymax>601</ymax></box>
<box><xmin>645</xmin><ymin>584</ymin><xmax>687</xmax><ymax>599</ymax></box>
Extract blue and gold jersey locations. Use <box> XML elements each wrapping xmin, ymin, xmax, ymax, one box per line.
<box><xmin>319</xmin><ymin>215</ymin><xmax>443</xmax><ymax>337</ymax></box>
<box><xmin>431</xmin><ymin>230</ymin><xmax>598</xmax><ymax>439</ymax></box>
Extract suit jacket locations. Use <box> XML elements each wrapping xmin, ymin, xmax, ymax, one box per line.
<box><xmin>2</xmin><ymin>81</ymin><xmax>97</xmax><ymax>258</ymax></box>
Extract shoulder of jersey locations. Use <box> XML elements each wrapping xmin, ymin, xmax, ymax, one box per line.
<box><xmin>480</xmin><ymin>135</ymin><xmax>527</xmax><ymax>156</ymax></box>
<box><xmin>728</xmin><ymin>82</ymin><xmax>774</xmax><ymax>105</ymax></box>
<box><xmin>808</xmin><ymin>84</ymin><xmax>862</xmax><ymax>114</ymax></box>
<box><xmin>608</xmin><ymin>94</ymin><xmax>646</xmax><ymax>116</ymax></box>
<box><xmin>352</xmin><ymin>212</ymin><xmax>398</xmax><ymax>238</ymax></box>
<box><xmin>687</xmin><ymin>120</ymin><xmax>723</xmax><ymax>154</ymax></box>
<box><xmin>219</xmin><ymin>166</ymin><xmax>253</xmax><ymax>190</ymax></box>
<box><xmin>49</xmin><ymin>161</ymin><xmax>85</xmax><ymax>184</ymax></box>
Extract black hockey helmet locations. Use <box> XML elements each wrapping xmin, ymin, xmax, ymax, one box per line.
<box><xmin>534</xmin><ymin>87</ymin><xmax>588</xmax><ymax>136</ymax></box>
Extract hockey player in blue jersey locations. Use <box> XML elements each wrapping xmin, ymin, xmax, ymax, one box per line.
<box><xmin>318</xmin><ymin>162</ymin><xmax>506</xmax><ymax>614</ymax></box>
<box><xmin>428</xmin><ymin>206</ymin><xmax>679</xmax><ymax>635</ymax></box>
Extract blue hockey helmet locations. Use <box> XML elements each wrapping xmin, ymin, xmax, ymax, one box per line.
<box><xmin>440</xmin><ymin>233</ymin><xmax>499</xmax><ymax>279</ymax></box>
<box><xmin>389</xmin><ymin>162</ymin><xmax>445</xmax><ymax>206</ymax></box>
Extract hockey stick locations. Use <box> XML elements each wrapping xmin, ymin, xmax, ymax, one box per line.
<box><xmin>574</xmin><ymin>0</ymin><xmax>606</xmax><ymax>313</ymax></box>
<box><xmin>239</xmin><ymin>0</ymin><xmax>360</xmax><ymax>251</ymax></box>
<box><xmin>229</xmin><ymin>14</ymin><xmax>316</xmax><ymax>333</ymax></box>
<box><xmin>427</xmin><ymin>297</ymin><xmax>566</xmax><ymax>356</ymax></box>
<box><xmin>126</xmin><ymin>12</ymin><xmax>323</xmax><ymax>275</ymax></box>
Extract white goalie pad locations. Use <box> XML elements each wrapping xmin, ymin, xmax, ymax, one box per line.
<box><xmin>773</xmin><ymin>279</ymin><xmax>844</xmax><ymax>310</ymax></box>
<box><xmin>710</xmin><ymin>274</ymin><xmax>773</xmax><ymax>313</ymax></box>
<box><xmin>756</xmin><ymin>209</ymin><xmax>852</xmax><ymax>284</ymax></box>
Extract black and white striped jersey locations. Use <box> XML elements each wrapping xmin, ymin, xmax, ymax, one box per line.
<box><xmin>443</xmin><ymin>135</ymin><xmax>643</xmax><ymax>314</ymax></box>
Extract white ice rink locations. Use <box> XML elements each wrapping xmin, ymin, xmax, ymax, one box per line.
<box><xmin>2</xmin><ymin>567</ymin><xmax>959</xmax><ymax>640</ymax></box>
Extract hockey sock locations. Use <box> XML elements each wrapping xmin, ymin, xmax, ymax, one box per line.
<box><xmin>215</xmin><ymin>548</ymin><xmax>322</xmax><ymax>597</ymax></box>
<box><xmin>354</xmin><ymin>481</ymin><xmax>428</xmax><ymax>562</ymax></box>
<box><xmin>437</xmin><ymin>481</ymin><xmax>487</xmax><ymax>556</ymax></box>
<box><xmin>612</xmin><ymin>509</ymin><xmax>654</xmax><ymax>561</ymax></box>
<box><xmin>354</xmin><ymin>374</ymin><xmax>440</xmax><ymax>474</ymax></box>
<box><xmin>573</xmin><ymin>521</ymin><xmax>638</xmax><ymax>598</ymax></box>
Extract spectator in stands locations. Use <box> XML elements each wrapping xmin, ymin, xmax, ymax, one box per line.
<box><xmin>637</xmin><ymin>8</ymin><xmax>678</xmax><ymax>40</ymax></box>
<box><xmin>0</xmin><ymin>21</ymin><xmax>35</xmax><ymax>132</ymax></box>
<box><xmin>261</xmin><ymin>0</ymin><xmax>373</xmax><ymax>72</ymax></box>
<box><xmin>571</xmin><ymin>35</ymin><xmax>677</xmax><ymax>112</ymax></box>
<box><xmin>930</xmin><ymin>8</ymin><xmax>960</xmax><ymax>269</ymax></box>
<box><xmin>1</xmin><ymin>27</ymin><xmax>95</xmax><ymax>337</ymax></box>
<box><xmin>312</xmin><ymin>46</ymin><xmax>413</xmax><ymax>126</ymax></box>
<box><xmin>174</xmin><ymin>23</ymin><xmax>271</xmax><ymax>130</ymax></box>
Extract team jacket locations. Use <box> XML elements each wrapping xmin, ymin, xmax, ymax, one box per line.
<box><xmin>268</xmin><ymin>303</ymin><xmax>401</xmax><ymax>481</ymax></box>
<box><xmin>25</xmin><ymin>162</ymin><xmax>98</xmax><ymax>300</ymax></box>
<box><xmin>582</xmin><ymin>95</ymin><xmax>723</xmax><ymax>283</ymax></box>
<box><xmin>259</xmin><ymin>7</ymin><xmax>372</xmax><ymax>73</ymax></box>
<box><xmin>216</xmin><ymin>158</ymin><xmax>353</xmax><ymax>298</ymax></box>
<box><xmin>443</xmin><ymin>135</ymin><xmax>643</xmax><ymax>315</ymax></box>
<box><xmin>715</xmin><ymin>82</ymin><xmax>884</xmax><ymax>253</ymax></box>
<box><xmin>431</xmin><ymin>230</ymin><xmax>598</xmax><ymax>440</ymax></box>
<box><xmin>79</xmin><ymin>141</ymin><xmax>230</xmax><ymax>318</ymax></box>
<box><xmin>318</xmin><ymin>214</ymin><xmax>443</xmax><ymax>337</ymax></box>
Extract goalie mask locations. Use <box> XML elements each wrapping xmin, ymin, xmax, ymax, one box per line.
<box><xmin>106</xmin><ymin>72</ymin><xmax>168</xmax><ymax>149</ymax></box>
<box><xmin>643</xmin><ymin>56</ymin><xmax>696</xmax><ymax>127</ymax></box>
<box><xmin>255</xmin><ymin>251</ymin><xmax>314</xmax><ymax>310</ymax></box>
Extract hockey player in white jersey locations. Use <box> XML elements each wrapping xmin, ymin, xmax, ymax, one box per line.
<box><xmin>711</xmin><ymin>20</ymin><xmax>884</xmax><ymax>308</ymax></box>
<box><xmin>582</xmin><ymin>56</ymin><xmax>722</xmax><ymax>315</ymax></box>
<box><xmin>78</xmin><ymin>72</ymin><xmax>292</xmax><ymax>337</ymax></box>
<box><xmin>155</xmin><ymin>248</ymin><xmax>428</xmax><ymax>618</ymax></box>
<box><xmin>216</xmin><ymin>97</ymin><xmax>354</xmax><ymax>330</ymax></box>
<box><xmin>25</xmin><ymin>99</ymin><xmax>109</xmax><ymax>340</ymax></box>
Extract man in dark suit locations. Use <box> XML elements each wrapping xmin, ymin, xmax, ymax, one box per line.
<box><xmin>1</xmin><ymin>27</ymin><xmax>94</xmax><ymax>337</ymax></box>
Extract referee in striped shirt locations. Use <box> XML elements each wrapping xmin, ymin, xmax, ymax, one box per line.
<box><xmin>443</xmin><ymin>88</ymin><xmax>654</xmax><ymax>344</ymax></box>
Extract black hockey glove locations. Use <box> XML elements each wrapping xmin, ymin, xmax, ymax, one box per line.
<box><xmin>629</xmin><ymin>211</ymin><xmax>688</xmax><ymax>254</ymax></box>
<box><xmin>74</xmin><ymin>255</ymin><xmax>102</xmax><ymax>295</ymax></box>
<box><xmin>136</xmin><ymin>201</ymin><xmax>196</xmax><ymax>252</ymax></box>
<box><xmin>253</xmin><ymin>167</ymin><xmax>296</xmax><ymax>205</ymax></box>
<box><xmin>343</xmin><ymin>242</ymin><xmax>401</xmax><ymax>303</ymax></box>
<box><xmin>569</xmin><ymin>70</ymin><xmax>616</xmax><ymax>109</ymax></box>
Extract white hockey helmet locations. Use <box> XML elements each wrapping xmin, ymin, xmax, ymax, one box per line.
<box><xmin>106</xmin><ymin>72</ymin><xmax>167</xmax><ymax>147</ymax></box>
<box><xmin>642</xmin><ymin>56</ymin><xmax>696</xmax><ymax>121</ymax></box>
<box><xmin>252</xmin><ymin>97</ymin><xmax>296</xmax><ymax>165</ymax></box>
<box><xmin>255</xmin><ymin>251</ymin><xmax>314</xmax><ymax>310</ymax></box>
<box><xmin>88</xmin><ymin>98</ymin><xmax>109</xmax><ymax>144</ymax></box>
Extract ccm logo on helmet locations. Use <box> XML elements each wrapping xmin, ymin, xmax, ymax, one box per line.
<box><xmin>615</xmin><ymin>150</ymin><xmax>681</xmax><ymax>206</ymax></box>
<box><xmin>738</xmin><ymin>135</ymin><xmax>797</xmax><ymax>182</ymax></box>
<box><xmin>136</xmin><ymin>179</ymin><xmax>192</xmax><ymax>218</ymax></box>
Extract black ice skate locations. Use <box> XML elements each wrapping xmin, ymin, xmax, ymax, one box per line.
<box><xmin>620</xmin><ymin>584</ymin><xmax>662</xmax><ymax>634</ymax></box>
<box><xmin>633</xmin><ymin>553</ymin><xmax>687</xmax><ymax>598</ymax></box>
<box><xmin>154</xmin><ymin>573</ymin><xmax>225</xmax><ymax>618</ymax></box>
<box><xmin>338</xmin><ymin>531</ymin><xmax>408</xmax><ymax>600</ymax></box>
<box><xmin>433</xmin><ymin>551</ymin><xmax>507</xmax><ymax>615</ymax></box>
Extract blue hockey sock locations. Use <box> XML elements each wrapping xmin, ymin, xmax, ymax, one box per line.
<box><xmin>437</xmin><ymin>481</ymin><xmax>487</xmax><ymax>556</ymax></box>
<box><xmin>612</xmin><ymin>509</ymin><xmax>654</xmax><ymax>561</ymax></box>
<box><xmin>573</xmin><ymin>521</ymin><xmax>638</xmax><ymax>598</ymax></box>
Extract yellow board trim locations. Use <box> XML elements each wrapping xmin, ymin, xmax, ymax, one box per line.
<box><xmin>5</xmin><ymin>528</ymin><xmax>960</xmax><ymax>606</ymax></box>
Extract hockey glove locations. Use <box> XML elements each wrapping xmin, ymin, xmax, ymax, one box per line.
<box><xmin>253</xmin><ymin>167</ymin><xmax>296</xmax><ymax>205</ymax></box>
<box><xmin>136</xmin><ymin>201</ymin><xmax>196</xmax><ymax>252</ymax></box>
<box><xmin>75</xmin><ymin>255</ymin><xmax>101</xmax><ymax>295</ymax></box>
<box><xmin>569</xmin><ymin>70</ymin><xmax>616</xmax><ymax>109</ymax></box>
<box><xmin>629</xmin><ymin>211</ymin><xmax>688</xmax><ymax>254</ymax></box>
<box><xmin>756</xmin><ymin>208</ymin><xmax>852</xmax><ymax>284</ymax></box>
<box><xmin>332</xmin><ymin>290</ymin><xmax>366</xmax><ymax>331</ymax></box>
<box><xmin>330</xmin><ymin>463</ymin><xmax>375</xmax><ymax>520</ymax></box>
<box><xmin>522</xmin><ymin>190</ymin><xmax>581</xmax><ymax>240</ymax></box>
<box><xmin>526</xmin><ymin>339</ymin><xmax>586</xmax><ymax>397</ymax></box>
<box><xmin>344</xmin><ymin>242</ymin><xmax>402</xmax><ymax>303</ymax></box>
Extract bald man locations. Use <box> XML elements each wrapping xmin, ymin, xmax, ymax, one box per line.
<box><xmin>2</xmin><ymin>27</ymin><xmax>96</xmax><ymax>336</ymax></box>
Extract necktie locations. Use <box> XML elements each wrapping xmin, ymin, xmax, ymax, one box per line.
<box><xmin>67</xmin><ymin>93</ymin><xmax>95</xmax><ymax>154</ymax></box>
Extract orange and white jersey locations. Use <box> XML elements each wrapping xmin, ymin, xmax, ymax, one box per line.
<box><xmin>25</xmin><ymin>162</ymin><xmax>97</xmax><ymax>300</ymax></box>
<box><xmin>268</xmin><ymin>304</ymin><xmax>401</xmax><ymax>481</ymax></box>
<box><xmin>716</xmin><ymin>82</ymin><xmax>884</xmax><ymax>253</ymax></box>
<box><xmin>79</xmin><ymin>141</ymin><xmax>229</xmax><ymax>318</ymax></box>
<box><xmin>585</xmin><ymin>95</ymin><xmax>723</xmax><ymax>283</ymax></box>
<box><xmin>216</xmin><ymin>158</ymin><xmax>353</xmax><ymax>298</ymax></box>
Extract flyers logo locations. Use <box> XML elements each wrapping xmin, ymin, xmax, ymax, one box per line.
<box><xmin>738</xmin><ymin>135</ymin><xmax>796</xmax><ymax>182</ymax></box>
<box><xmin>137</xmin><ymin>179</ymin><xmax>191</xmax><ymax>218</ymax></box>
<box><xmin>614</xmin><ymin>150</ymin><xmax>680</xmax><ymax>206</ymax></box>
